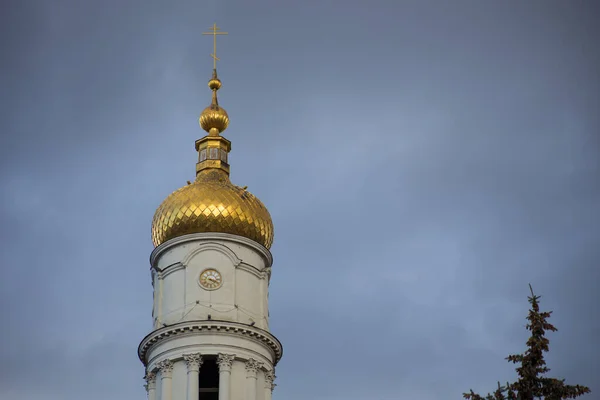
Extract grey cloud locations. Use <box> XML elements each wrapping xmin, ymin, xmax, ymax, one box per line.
<box><xmin>1</xmin><ymin>1</ymin><xmax>599</xmax><ymax>400</ymax></box>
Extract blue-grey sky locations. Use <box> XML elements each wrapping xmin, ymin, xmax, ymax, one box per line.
<box><xmin>1</xmin><ymin>1</ymin><xmax>599</xmax><ymax>399</ymax></box>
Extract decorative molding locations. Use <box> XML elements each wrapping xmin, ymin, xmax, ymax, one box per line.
<box><xmin>264</xmin><ymin>370</ymin><xmax>276</xmax><ymax>390</ymax></box>
<box><xmin>262</xmin><ymin>266</ymin><xmax>272</xmax><ymax>280</ymax></box>
<box><xmin>144</xmin><ymin>371</ymin><xmax>157</xmax><ymax>389</ymax></box>
<box><xmin>181</xmin><ymin>242</ymin><xmax>242</xmax><ymax>268</ymax></box>
<box><xmin>150</xmin><ymin>233</ymin><xmax>273</xmax><ymax>268</ymax></box>
<box><xmin>151</xmin><ymin>269</ymin><xmax>157</xmax><ymax>287</ymax></box>
<box><xmin>217</xmin><ymin>353</ymin><xmax>235</xmax><ymax>372</ymax></box>
<box><xmin>138</xmin><ymin>320</ymin><xmax>283</xmax><ymax>366</ymax></box>
<box><xmin>245</xmin><ymin>358</ymin><xmax>262</xmax><ymax>377</ymax></box>
<box><xmin>237</xmin><ymin>262</ymin><xmax>263</xmax><ymax>278</ymax></box>
<box><xmin>183</xmin><ymin>353</ymin><xmax>203</xmax><ymax>372</ymax></box>
<box><xmin>157</xmin><ymin>359</ymin><xmax>174</xmax><ymax>378</ymax></box>
<box><xmin>158</xmin><ymin>262</ymin><xmax>185</xmax><ymax>278</ymax></box>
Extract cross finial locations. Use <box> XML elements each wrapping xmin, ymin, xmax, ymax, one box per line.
<box><xmin>202</xmin><ymin>23</ymin><xmax>228</xmax><ymax>69</ymax></box>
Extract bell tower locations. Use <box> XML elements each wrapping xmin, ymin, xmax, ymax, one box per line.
<box><xmin>138</xmin><ymin>24</ymin><xmax>281</xmax><ymax>400</ymax></box>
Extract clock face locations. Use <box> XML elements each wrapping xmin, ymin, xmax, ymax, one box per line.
<box><xmin>199</xmin><ymin>269</ymin><xmax>222</xmax><ymax>290</ymax></box>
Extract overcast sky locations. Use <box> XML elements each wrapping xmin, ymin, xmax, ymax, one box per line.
<box><xmin>1</xmin><ymin>1</ymin><xmax>599</xmax><ymax>399</ymax></box>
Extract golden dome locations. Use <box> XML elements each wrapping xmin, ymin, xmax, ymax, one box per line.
<box><xmin>152</xmin><ymin>59</ymin><xmax>273</xmax><ymax>249</ymax></box>
<box><xmin>151</xmin><ymin>170</ymin><xmax>274</xmax><ymax>249</ymax></box>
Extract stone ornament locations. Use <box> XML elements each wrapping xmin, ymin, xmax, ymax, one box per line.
<box><xmin>217</xmin><ymin>353</ymin><xmax>235</xmax><ymax>371</ymax></box>
<box><xmin>157</xmin><ymin>359</ymin><xmax>174</xmax><ymax>377</ymax></box>
<box><xmin>138</xmin><ymin>315</ymin><xmax>282</xmax><ymax>366</ymax></box>
<box><xmin>144</xmin><ymin>371</ymin><xmax>157</xmax><ymax>389</ymax></box>
<box><xmin>183</xmin><ymin>353</ymin><xmax>203</xmax><ymax>372</ymax></box>
<box><xmin>265</xmin><ymin>370</ymin><xmax>276</xmax><ymax>391</ymax></box>
<box><xmin>245</xmin><ymin>358</ymin><xmax>262</xmax><ymax>377</ymax></box>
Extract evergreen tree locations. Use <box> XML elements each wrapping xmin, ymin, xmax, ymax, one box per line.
<box><xmin>463</xmin><ymin>285</ymin><xmax>591</xmax><ymax>400</ymax></box>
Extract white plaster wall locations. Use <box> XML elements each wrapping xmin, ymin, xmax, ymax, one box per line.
<box><xmin>230</xmin><ymin>360</ymin><xmax>246</xmax><ymax>400</ymax></box>
<box><xmin>171</xmin><ymin>360</ymin><xmax>187</xmax><ymax>400</ymax></box>
<box><xmin>184</xmin><ymin>244</ymin><xmax>238</xmax><ymax>322</ymax></box>
<box><xmin>160</xmin><ymin>266</ymin><xmax>186</xmax><ymax>325</ymax></box>
<box><xmin>152</xmin><ymin>234</ymin><xmax>272</xmax><ymax>330</ymax></box>
<box><xmin>234</xmin><ymin>267</ymin><xmax>263</xmax><ymax>326</ymax></box>
<box><xmin>144</xmin><ymin>234</ymin><xmax>279</xmax><ymax>400</ymax></box>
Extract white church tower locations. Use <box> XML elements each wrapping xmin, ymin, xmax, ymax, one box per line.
<box><xmin>138</xmin><ymin>25</ymin><xmax>282</xmax><ymax>400</ymax></box>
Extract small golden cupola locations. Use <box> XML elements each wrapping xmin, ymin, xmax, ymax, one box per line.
<box><xmin>151</xmin><ymin>40</ymin><xmax>274</xmax><ymax>249</ymax></box>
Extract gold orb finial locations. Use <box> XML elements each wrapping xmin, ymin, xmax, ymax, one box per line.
<box><xmin>208</xmin><ymin>77</ymin><xmax>221</xmax><ymax>90</ymax></box>
<box><xmin>199</xmin><ymin>70</ymin><xmax>229</xmax><ymax>134</ymax></box>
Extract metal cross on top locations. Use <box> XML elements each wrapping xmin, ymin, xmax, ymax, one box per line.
<box><xmin>202</xmin><ymin>23</ymin><xmax>228</xmax><ymax>69</ymax></box>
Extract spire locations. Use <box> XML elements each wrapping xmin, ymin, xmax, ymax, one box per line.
<box><xmin>195</xmin><ymin>24</ymin><xmax>231</xmax><ymax>177</ymax></box>
<box><xmin>199</xmin><ymin>24</ymin><xmax>229</xmax><ymax>136</ymax></box>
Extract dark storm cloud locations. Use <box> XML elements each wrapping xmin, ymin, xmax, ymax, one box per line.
<box><xmin>1</xmin><ymin>1</ymin><xmax>598</xmax><ymax>399</ymax></box>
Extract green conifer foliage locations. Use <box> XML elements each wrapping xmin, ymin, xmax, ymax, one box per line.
<box><xmin>464</xmin><ymin>285</ymin><xmax>591</xmax><ymax>400</ymax></box>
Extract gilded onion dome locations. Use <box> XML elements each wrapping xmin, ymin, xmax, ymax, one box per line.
<box><xmin>151</xmin><ymin>69</ymin><xmax>274</xmax><ymax>249</ymax></box>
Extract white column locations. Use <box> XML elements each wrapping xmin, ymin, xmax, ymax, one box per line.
<box><xmin>244</xmin><ymin>359</ymin><xmax>261</xmax><ymax>400</ymax></box>
<box><xmin>158</xmin><ymin>360</ymin><xmax>174</xmax><ymax>400</ymax></box>
<box><xmin>184</xmin><ymin>354</ymin><xmax>203</xmax><ymax>400</ymax></box>
<box><xmin>145</xmin><ymin>371</ymin><xmax>157</xmax><ymax>400</ymax></box>
<box><xmin>264</xmin><ymin>370</ymin><xmax>275</xmax><ymax>400</ymax></box>
<box><xmin>217</xmin><ymin>353</ymin><xmax>235</xmax><ymax>400</ymax></box>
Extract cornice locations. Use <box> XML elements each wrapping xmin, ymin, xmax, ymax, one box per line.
<box><xmin>138</xmin><ymin>319</ymin><xmax>283</xmax><ymax>367</ymax></box>
<box><xmin>237</xmin><ymin>262</ymin><xmax>264</xmax><ymax>279</ymax></box>
<box><xmin>181</xmin><ymin>242</ymin><xmax>242</xmax><ymax>268</ymax></box>
<box><xmin>158</xmin><ymin>262</ymin><xmax>185</xmax><ymax>278</ymax></box>
<box><xmin>150</xmin><ymin>233</ymin><xmax>273</xmax><ymax>268</ymax></box>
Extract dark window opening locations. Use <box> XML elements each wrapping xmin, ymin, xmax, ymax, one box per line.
<box><xmin>199</xmin><ymin>358</ymin><xmax>219</xmax><ymax>400</ymax></box>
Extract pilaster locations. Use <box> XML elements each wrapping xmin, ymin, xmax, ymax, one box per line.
<box><xmin>244</xmin><ymin>358</ymin><xmax>261</xmax><ymax>400</ymax></box>
<box><xmin>158</xmin><ymin>360</ymin><xmax>174</xmax><ymax>400</ymax></box>
<box><xmin>264</xmin><ymin>370</ymin><xmax>276</xmax><ymax>400</ymax></box>
<box><xmin>217</xmin><ymin>353</ymin><xmax>235</xmax><ymax>400</ymax></box>
<box><xmin>144</xmin><ymin>371</ymin><xmax>157</xmax><ymax>400</ymax></box>
<box><xmin>184</xmin><ymin>353</ymin><xmax>203</xmax><ymax>400</ymax></box>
